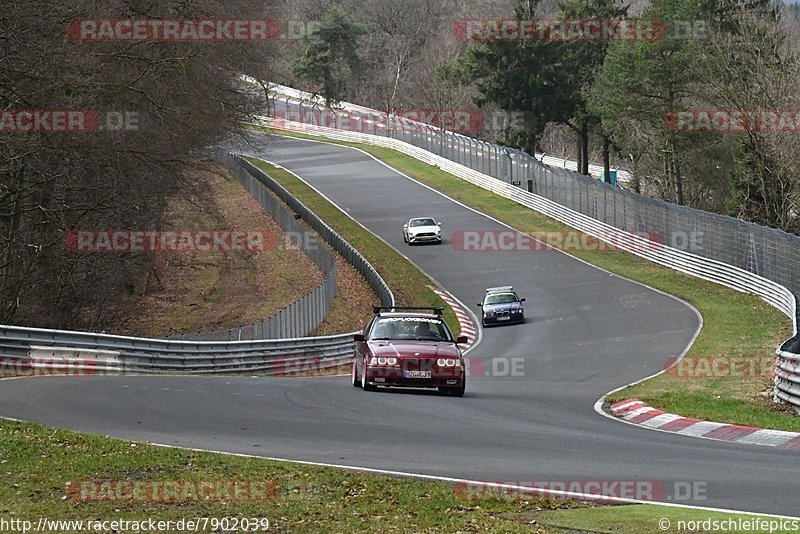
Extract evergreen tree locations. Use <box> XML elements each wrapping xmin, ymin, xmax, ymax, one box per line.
<box><xmin>292</xmin><ymin>8</ymin><xmax>365</xmax><ymax>107</ymax></box>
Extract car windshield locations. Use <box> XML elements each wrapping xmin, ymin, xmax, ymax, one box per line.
<box><xmin>485</xmin><ymin>293</ymin><xmax>518</xmax><ymax>305</ymax></box>
<box><xmin>369</xmin><ymin>317</ymin><xmax>452</xmax><ymax>342</ymax></box>
<box><xmin>410</xmin><ymin>218</ymin><xmax>436</xmax><ymax>227</ymax></box>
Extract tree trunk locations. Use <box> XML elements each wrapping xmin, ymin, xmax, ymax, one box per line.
<box><xmin>602</xmin><ymin>135</ymin><xmax>611</xmax><ymax>183</ymax></box>
<box><xmin>671</xmin><ymin>138</ymin><xmax>683</xmax><ymax>205</ymax></box>
<box><xmin>0</xmin><ymin>162</ymin><xmax>25</xmax><ymax>322</ymax></box>
<box><xmin>580</xmin><ymin>120</ymin><xmax>590</xmax><ymax>175</ymax></box>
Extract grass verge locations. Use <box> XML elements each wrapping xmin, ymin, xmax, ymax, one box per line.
<box><xmin>258</xmin><ymin>127</ymin><xmax>798</xmax><ymax>431</ymax></box>
<box><xmin>1</xmin><ymin>419</ymin><xmax>790</xmax><ymax>533</ymax></box>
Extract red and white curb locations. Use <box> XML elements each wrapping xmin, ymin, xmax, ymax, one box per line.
<box><xmin>609</xmin><ymin>398</ymin><xmax>800</xmax><ymax>449</ymax></box>
<box><xmin>429</xmin><ymin>286</ymin><xmax>478</xmax><ymax>350</ymax></box>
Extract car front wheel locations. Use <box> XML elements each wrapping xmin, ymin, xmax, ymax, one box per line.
<box><xmin>352</xmin><ymin>360</ymin><xmax>361</xmax><ymax>387</ymax></box>
<box><xmin>447</xmin><ymin>380</ymin><xmax>467</xmax><ymax>397</ymax></box>
<box><xmin>438</xmin><ymin>384</ymin><xmax>465</xmax><ymax>397</ymax></box>
<box><xmin>361</xmin><ymin>362</ymin><xmax>377</xmax><ymax>391</ymax></box>
<box><xmin>449</xmin><ymin>383</ymin><xmax>466</xmax><ymax>397</ymax></box>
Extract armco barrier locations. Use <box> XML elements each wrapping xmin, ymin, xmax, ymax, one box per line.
<box><xmin>259</xmin><ymin>113</ymin><xmax>800</xmax><ymax>412</ymax></box>
<box><xmin>776</xmin><ymin>336</ymin><xmax>800</xmax><ymax>409</ymax></box>
<box><xmin>0</xmin><ymin>325</ymin><xmax>354</xmax><ymax>376</ymax></box>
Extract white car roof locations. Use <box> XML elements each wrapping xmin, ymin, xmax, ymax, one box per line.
<box><xmin>486</xmin><ymin>285</ymin><xmax>514</xmax><ymax>293</ymax></box>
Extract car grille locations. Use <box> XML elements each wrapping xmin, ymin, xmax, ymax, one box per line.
<box><xmin>415</xmin><ymin>232</ymin><xmax>437</xmax><ymax>237</ymax></box>
<box><xmin>398</xmin><ymin>378</ymin><xmax>437</xmax><ymax>387</ymax></box>
<box><xmin>400</xmin><ymin>358</ymin><xmax>429</xmax><ymax>371</ymax></box>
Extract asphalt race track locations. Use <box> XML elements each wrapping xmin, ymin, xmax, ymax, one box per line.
<box><xmin>1</xmin><ymin>133</ymin><xmax>797</xmax><ymax>516</ymax></box>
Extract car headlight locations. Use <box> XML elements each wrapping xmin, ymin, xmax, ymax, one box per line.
<box><xmin>370</xmin><ymin>357</ymin><xmax>397</xmax><ymax>365</ymax></box>
<box><xmin>437</xmin><ymin>358</ymin><xmax>457</xmax><ymax>367</ymax></box>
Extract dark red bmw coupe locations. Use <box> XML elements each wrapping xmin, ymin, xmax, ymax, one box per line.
<box><xmin>352</xmin><ymin>306</ymin><xmax>468</xmax><ymax>396</ymax></box>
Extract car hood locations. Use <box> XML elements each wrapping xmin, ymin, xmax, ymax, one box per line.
<box><xmin>367</xmin><ymin>340</ymin><xmax>460</xmax><ymax>358</ymax></box>
<box><xmin>483</xmin><ymin>302</ymin><xmax>522</xmax><ymax>313</ymax></box>
<box><xmin>408</xmin><ymin>225</ymin><xmax>440</xmax><ymax>234</ymax></box>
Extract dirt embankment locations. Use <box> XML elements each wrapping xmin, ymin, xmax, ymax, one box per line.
<box><xmin>106</xmin><ymin>161</ymin><xmax>375</xmax><ymax>337</ymax></box>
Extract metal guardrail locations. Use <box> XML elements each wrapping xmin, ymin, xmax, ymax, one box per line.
<box><xmin>776</xmin><ymin>336</ymin><xmax>800</xmax><ymax>409</ymax></box>
<box><xmin>0</xmin><ymin>150</ymin><xmax>394</xmax><ymax>376</ymax></box>
<box><xmin>0</xmin><ymin>324</ymin><xmax>355</xmax><ymax>375</ymax></box>
<box><xmin>261</xmin><ymin>109</ymin><xmax>800</xmax><ymax>413</ymax></box>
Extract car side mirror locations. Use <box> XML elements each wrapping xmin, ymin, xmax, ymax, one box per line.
<box><xmin>456</xmin><ymin>335</ymin><xmax>468</xmax><ymax>344</ymax></box>
<box><xmin>520</xmin><ymin>298</ymin><xmax>526</xmax><ymax>302</ymax></box>
<box><xmin>477</xmin><ymin>303</ymin><xmax>482</xmax><ymax>307</ymax></box>
<box><xmin>353</xmin><ymin>333</ymin><xmax>365</xmax><ymax>342</ymax></box>
<box><xmin>437</xmin><ymin>221</ymin><xmax>443</xmax><ymax>227</ymax></box>
<box><xmin>403</xmin><ymin>224</ymin><xmax>408</xmax><ymax>228</ymax></box>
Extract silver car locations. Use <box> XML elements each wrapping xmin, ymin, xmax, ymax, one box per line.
<box><xmin>403</xmin><ymin>217</ymin><xmax>442</xmax><ymax>245</ymax></box>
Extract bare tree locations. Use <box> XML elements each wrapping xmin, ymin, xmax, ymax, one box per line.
<box><xmin>696</xmin><ymin>7</ymin><xmax>800</xmax><ymax>231</ymax></box>
<box><xmin>1</xmin><ymin>0</ymin><xmax>283</xmax><ymax>327</ymax></box>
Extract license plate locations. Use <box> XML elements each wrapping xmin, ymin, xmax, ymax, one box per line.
<box><xmin>498</xmin><ymin>316</ymin><xmax>511</xmax><ymax>321</ymax></box>
<box><xmin>403</xmin><ymin>370</ymin><xmax>431</xmax><ymax>378</ymax></box>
